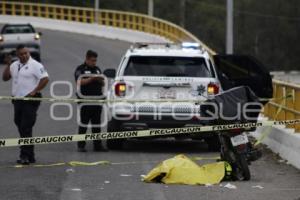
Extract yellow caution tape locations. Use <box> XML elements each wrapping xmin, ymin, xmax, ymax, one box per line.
<box><xmin>254</xmin><ymin>96</ymin><xmax>287</xmax><ymax>146</ymax></box>
<box><xmin>69</xmin><ymin>160</ymin><xmax>110</xmax><ymax>166</ymax></box>
<box><xmin>30</xmin><ymin>163</ymin><xmax>66</xmax><ymax>168</ymax></box>
<box><xmin>0</xmin><ymin>95</ymin><xmax>290</xmax><ymax>104</ymax></box>
<box><xmin>0</xmin><ymin>119</ymin><xmax>299</xmax><ymax>148</ymax></box>
<box><xmin>1</xmin><ymin>161</ymin><xmax>111</xmax><ymax>169</ymax></box>
<box><xmin>0</xmin><ymin>162</ymin><xmax>66</xmax><ymax>169</ymax></box>
<box><xmin>0</xmin><ymin>155</ymin><xmax>224</xmax><ymax>169</ymax></box>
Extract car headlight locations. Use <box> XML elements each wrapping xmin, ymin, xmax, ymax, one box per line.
<box><xmin>34</xmin><ymin>33</ymin><xmax>40</xmax><ymax>40</ymax></box>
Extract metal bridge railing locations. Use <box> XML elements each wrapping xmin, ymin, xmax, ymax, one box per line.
<box><xmin>0</xmin><ymin>1</ymin><xmax>215</xmax><ymax>55</ymax></box>
<box><xmin>264</xmin><ymin>80</ymin><xmax>300</xmax><ymax>132</ymax></box>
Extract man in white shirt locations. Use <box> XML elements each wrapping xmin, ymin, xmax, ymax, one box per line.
<box><xmin>2</xmin><ymin>44</ymin><xmax>49</xmax><ymax>165</ymax></box>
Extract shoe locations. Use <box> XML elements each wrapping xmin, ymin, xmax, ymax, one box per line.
<box><xmin>29</xmin><ymin>157</ymin><xmax>36</xmax><ymax>163</ymax></box>
<box><xmin>16</xmin><ymin>158</ymin><xmax>30</xmax><ymax>165</ymax></box>
<box><xmin>77</xmin><ymin>147</ymin><xmax>87</xmax><ymax>152</ymax></box>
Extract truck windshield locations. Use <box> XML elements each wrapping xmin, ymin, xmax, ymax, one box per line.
<box><xmin>124</xmin><ymin>56</ymin><xmax>211</xmax><ymax>77</ymax></box>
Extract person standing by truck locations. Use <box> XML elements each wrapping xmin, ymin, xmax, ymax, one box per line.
<box><xmin>74</xmin><ymin>50</ymin><xmax>106</xmax><ymax>152</ymax></box>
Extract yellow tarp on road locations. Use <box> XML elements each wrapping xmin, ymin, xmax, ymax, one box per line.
<box><xmin>143</xmin><ymin>154</ymin><xmax>226</xmax><ymax>185</ymax></box>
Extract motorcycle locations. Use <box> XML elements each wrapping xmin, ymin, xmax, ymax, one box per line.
<box><xmin>218</xmin><ymin>128</ymin><xmax>262</xmax><ymax>181</ymax></box>
<box><xmin>200</xmin><ymin>86</ymin><xmax>268</xmax><ymax>180</ymax></box>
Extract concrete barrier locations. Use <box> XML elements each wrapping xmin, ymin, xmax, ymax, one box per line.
<box><xmin>251</xmin><ymin>117</ymin><xmax>300</xmax><ymax>170</ymax></box>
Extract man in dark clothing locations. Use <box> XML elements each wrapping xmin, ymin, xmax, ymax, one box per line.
<box><xmin>74</xmin><ymin>50</ymin><xmax>106</xmax><ymax>152</ymax></box>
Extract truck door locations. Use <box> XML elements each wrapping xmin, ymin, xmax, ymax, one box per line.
<box><xmin>213</xmin><ymin>54</ymin><xmax>273</xmax><ymax>99</ymax></box>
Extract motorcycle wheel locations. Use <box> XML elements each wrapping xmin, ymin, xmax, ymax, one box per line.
<box><xmin>236</xmin><ymin>154</ymin><xmax>251</xmax><ymax>181</ymax></box>
<box><xmin>220</xmin><ymin>148</ymin><xmax>251</xmax><ymax>181</ymax></box>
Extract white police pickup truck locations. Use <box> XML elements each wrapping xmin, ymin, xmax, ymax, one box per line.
<box><xmin>103</xmin><ymin>43</ymin><xmax>273</xmax><ymax>150</ymax></box>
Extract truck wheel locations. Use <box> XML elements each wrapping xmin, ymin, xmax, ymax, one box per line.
<box><xmin>107</xmin><ymin>139</ymin><xmax>125</xmax><ymax>150</ymax></box>
<box><xmin>205</xmin><ymin>136</ymin><xmax>221</xmax><ymax>152</ymax></box>
<box><xmin>106</xmin><ymin>120</ymin><xmax>125</xmax><ymax>150</ymax></box>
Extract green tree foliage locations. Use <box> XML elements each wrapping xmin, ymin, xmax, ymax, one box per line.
<box><xmin>185</xmin><ymin>0</ymin><xmax>226</xmax><ymax>53</ymax></box>
<box><xmin>234</xmin><ymin>0</ymin><xmax>300</xmax><ymax>70</ymax></box>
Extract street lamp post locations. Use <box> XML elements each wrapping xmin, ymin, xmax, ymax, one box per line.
<box><xmin>226</xmin><ymin>0</ymin><xmax>234</xmax><ymax>54</ymax></box>
<box><xmin>148</xmin><ymin>0</ymin><xmax>154</xmax><ymax>17</ymax></box>
<box><xmin>94</xmin><ymin>0</ymin><xmax>100</xmax><ymax>24</ymax></box>
<box><xmin>180</xmin><ymin>0</ymin><xmax>186</xmax><ymax>28</ymax></box>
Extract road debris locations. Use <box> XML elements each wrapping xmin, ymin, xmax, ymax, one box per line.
<box><xmin>223</xmin><ymin>183</ymin><xmax>237</xmax><ymax>189</ymax></box>
<box><xmin>120</xmin><ymin>174</ymin><xmax>132</xmax><ymax>177</ymax></box>
<box><xmin>66</xmin><ymin>168</ymin><xmax>75</xmax><ymax>173</ymax></box>
<box><xmin>252</xmin><ymin>185</ymin><xmax>264</xmax><ymax>189</ymax></box>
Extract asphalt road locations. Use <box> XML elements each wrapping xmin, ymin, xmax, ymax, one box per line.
<box><xmin>0</xmin><ymin>28</ymin><xmax>300</xmax><ymax>200</ymax></box>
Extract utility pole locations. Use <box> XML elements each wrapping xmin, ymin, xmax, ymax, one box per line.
<box><xmin>148</xmin><ymin>0</ymin><xmax>154</xmax><ymax>17</ymax></box>
<box><xmin>180</xmin><ymin>0</ymin><xmax>186</xmax><ymax>28</ymax></box>
<box><xmin>94</xmin><ymin>0</ymin><xmax>100</xmax><ymax>24</ymax></box>
<box><xmin>226</xmin><ymin>0</ymin><xmax>234</xmax><ymax>54</ymax></box>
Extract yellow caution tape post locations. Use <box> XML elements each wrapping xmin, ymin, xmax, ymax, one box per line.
<box><xmin>143</xmin><ymin>154</ymin><xmax>227</xmax><ymax>185</ymax></box>
<box><xmin>0</xmin><ymin>119</ymin><xmax>299</xmax><ymax>148</ymax></box>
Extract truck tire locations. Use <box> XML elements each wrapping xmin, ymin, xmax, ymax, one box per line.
<box><xmin>205</xmin><ymin>136</ymin><xmax>221</xmax><ymax>152</ymax></box>
<box><xmin>106</xmin><ymin>120</ymin><xmax>125</xmax><ymax>150</ymax></box>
